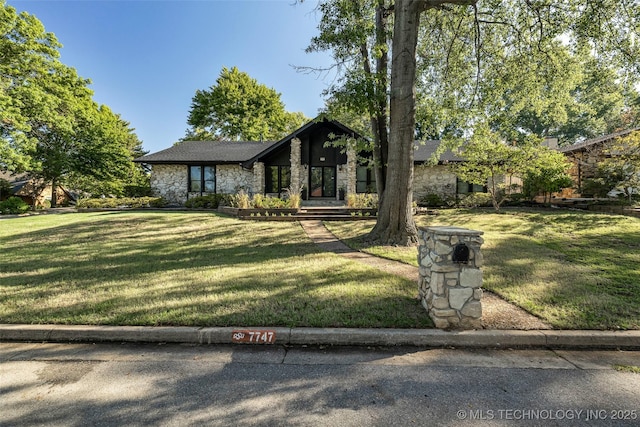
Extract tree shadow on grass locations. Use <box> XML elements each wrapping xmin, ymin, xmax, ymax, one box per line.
<box><xmin>0</xmin><ymin>212</ymin><xmax>431</xmax><ymax>328</ymax></box>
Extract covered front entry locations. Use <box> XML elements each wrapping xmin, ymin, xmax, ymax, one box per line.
<box><xmin>310</xmin><ymin>166</ymin><xmax>336</xmax><ymax>198</ymax></box>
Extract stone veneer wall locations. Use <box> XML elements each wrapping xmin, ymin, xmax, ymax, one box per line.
<box><xmin>216</xmin><ymin>164</ymin><xmax>253</xmax><ymax>194</ymax></box>
<box><xmin>290</xmin><ymin>138</ymin><xmax>303</xmax><ymax>193</ymax></box>
<box><xmin>151</xmin><ymin>164</ymin><xmax>253</xmax><ymax>205</ymax></box>
<box><xmin>336</xmin><ymin>165</ymin><xmax>348</xmax><ymax>199</ymax></box>
<box><xmin>418</xmin><ymin>226</ymin><xmax>484</xmax><ymax>330</ymax></box>
<box><xmin>253</xmin><ymin>162</ymin><xmax>265</xmax><ymax>195</ymax></box>
<box><xmin>150</xmin><ymin>164</ymin><xmax>188</xmax><ymax>205</ymax></box>
<box><xmin>346</xmin><ymin>147</ymin><xmax>357</xmax><ymax>195</ymax></box>
<box><xmin>413</xmin><ymin>164</ymin><xmax>457</xmax><ymax>202</ymax></box>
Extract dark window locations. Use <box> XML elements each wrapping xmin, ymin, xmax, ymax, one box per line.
<box><xmin>265</xmin><ymin>166</ymin><xmax>291</xmax><ymax>194</ymax></box>
<box><xmin>189</xmin><ymin>165</ymin><xmax>216</xmax><ymax>193</ymax></box>
<box><xmin>456</xmin><ymin>178</ymin><xmax>486</xmax><ymax>194</ymax></box>
<box><xmin>356</xmin><ymin>165</ymin><xmax>376</xmax><ymax>193</ymax></box>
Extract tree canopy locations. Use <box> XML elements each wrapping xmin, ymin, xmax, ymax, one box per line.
<box><xmin>185</xmin><ymin>66</ymin><xmax>308</xmax><ymax>141</ymax></box>
<box><xmin>454</xmin><ymin>124</ymin><xmax>573</xmax><ymax>210</ymax></box>
<box><xmin>308</xmin><ymin>0</ymin><xmax>640</xmax><ymax>245</ymax></box>
<box><xmin>1</xmin><ymin>1</ymin><xmax>146</xmax><ymax>202</ymax></box>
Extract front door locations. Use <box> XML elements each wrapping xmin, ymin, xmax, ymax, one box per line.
<box><xmin>310</xmin><ymin>166</ymin><xmax>336</xmax><ymax>198</ymax></box>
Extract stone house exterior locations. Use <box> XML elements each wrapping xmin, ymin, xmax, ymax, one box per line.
<box><xmin>134</xmin><ymin>119</ymin><xmax>471</xmax><ymax>206</ymax></box>
<box><xmin>558</xmin><ymin>128</ymin><xmax>639</xmax><ymax>198</ymax></box>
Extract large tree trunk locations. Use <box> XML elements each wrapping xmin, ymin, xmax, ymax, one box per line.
<box><xmin>51</xmin><ymin>177</ymin><xmax>58</xmax><ymax>208</ymax></box>
<box><xmin>368</xmin><ymin>0</ymin><xmax>421</xmax><ymax>246</ymax></box>
<box><xmin>373</xmin><ymin>1</ymin><xmax>389</xmax><ymax>200</ymax></box>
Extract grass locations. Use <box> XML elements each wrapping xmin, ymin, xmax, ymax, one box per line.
<box><xmin>0</xmin><ymin>212</ymin><xmax>431</xmax><ymax>328</ymax></box>
<box><xmin>613</xmin><ymin>364</ymin><xmax>640</xmax><ymax>374</ymax></box>
<box><xmin>325</xmin><ymin>208</ymin><xmax>640</xmax><ymax>330</ymax></box>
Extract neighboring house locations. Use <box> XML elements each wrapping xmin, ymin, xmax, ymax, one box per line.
<box><xmin>558</xmin><ymin>128</ymin><xmax>640</xmax><ymax>198</ymax></box>
<box><xmin>0</xmin><ymin>171</ymin><xmax>71</xmax><ymax>207</ymax></box>
<box><xmin>134</xmin><ymin>118</ymin><xmax>472</xmax><ymax>206</ymax></box>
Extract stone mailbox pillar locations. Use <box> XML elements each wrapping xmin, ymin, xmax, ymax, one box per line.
<box><xmin>418</xmin><ymin>226</ymin><xmax>484</xmax><ymax>329</ymax></box>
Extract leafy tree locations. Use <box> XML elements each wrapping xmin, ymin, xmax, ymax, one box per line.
<box><xmin>480</xmin><ymin>45</ymin><xmax>639</xmax><ymax>146</ymax></box>
<box><xmin>0</xmin><ymin>177</ymin><xmax>10</xmax><ymax>200</ymax></box>
<box><xmin>1</xmin><ymin>2</ymin><xmax>146</xmax><ymax>205</ymax></box>
<box><xmin>186</xmin><ymin>66</ymin><xmax>308</xmax><ymax>141</ymax></box>
<box><xmin>66</xmin><ymin>108</ymin><xmax>148</xmax><ymax>198</ymax></box>
<box><xmin>598</xmin><ymin>131</ymin><xmax>640</xmax><ymax>202</ymax></box>
<box><xmin>1</xmin><ymin>0</ymin><xmax>65</xmax><ymax>171</ymax></box>
<box><xmin>523</xmin><ymin>150</ymin><xmax>574</xmax><ymax>203</ymax></box>
<box><xmin>453</xmin><ymin>124</ymin><xmax>531</xmax><ymax>211</ymax></box>
<box><xmin>308</xmin><ymin>0</ymin><xmax>640</xmax><ymax>245</ymax></box>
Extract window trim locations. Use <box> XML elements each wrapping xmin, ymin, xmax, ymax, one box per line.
<box><xmin>456</xmin><ymin>177</ymin><xmax>487</xmax><ymax>194</ymax></box>
<box><xmin>265</xmin><ymin>165</ymin><xmax>291</xmax><ymax>196</ymax></box>
<box><xmin>356</xmin><ymin>165</ymin><xmax>376</xmax><ymax>194</ymax></box>
<box><xmin>188</xmin><ymin>165</ymin><xmax>216</xmax><ymax>194</ymax></box>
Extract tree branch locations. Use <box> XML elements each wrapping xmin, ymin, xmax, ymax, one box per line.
<box><xmin>419</xmin><ymin>0</ymin><xmax>477</xmax><ymax>12</ymax></box>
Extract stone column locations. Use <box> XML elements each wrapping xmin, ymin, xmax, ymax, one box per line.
<box><xmin>253</xmin><ymin>162</ymin><xmax>265</xmax><ymax>196</ymax></box>
<box><xmin>418</xmin><ymin>226</ymin><xmax>484</xmax><ymax>329</ymax></box>
<box><xmin>290</xmin><ymin>137</ymin><xmax>302</xmax><ymax>193</ymax></box>
<box><xmin>346</xmin><ymin>146</ymin><xmax>357</xmax><ymax>196</ymax></box>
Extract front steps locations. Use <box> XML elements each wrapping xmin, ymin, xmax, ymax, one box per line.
<box><xmin>218</xmin><ymin>205</ymin><xmax>376</xmax><ymax>221</ymax></box>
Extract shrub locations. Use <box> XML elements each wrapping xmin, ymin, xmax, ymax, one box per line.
<box><xmin>456</xmin><ymin>193</ymin><xmax>493</xmax><ymax>208</ymax></box>
<box><xmin>185</xmin><ymin>194</ymin><xmax>230</xmax><ymax>209</ymax></box>
<box><xmin>124</xmin><ymin>184</ymin><xmax>152</xmax><ymax>197</ymax></box>
<box><xmin>346</xmin><ymin>193</ymin><xmax>378</xmax><ymax>209</ymax></box>
<box><xmin>284</xmin><ymin>185</ymin><xmax>302</xmax><ymax>209</ymax></box>
<box><xmin>0</xmin><ymin>197</ymin><xmax>30</xmax><ymax>214</ymax></box>
<box><xmin>76</xmin><ymin>197</ymin><xmax>165</xmax><ymax>209</ymax></box>
<box><xmin>229</xmin><ymin>190</ymin><xmax>251</xmax><ymax>209</ymax></box>
<box><xmin>417</xmin><ymin>193</ymin><xmax>456</xmax><ymax>208</ymax></box>
<box><xmin>253</xmin><ymin>194</ymin><xmax>289</xmax><ymax>209</ymax></box>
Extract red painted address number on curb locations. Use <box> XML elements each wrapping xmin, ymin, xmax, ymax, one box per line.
<box><xmin>232</xmin><ymin>330</ymin><xmax>276</xmax><ymax>344</ymax></box>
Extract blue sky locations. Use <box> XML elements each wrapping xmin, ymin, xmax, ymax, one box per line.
<box><xmin>9</xmin><ymin>0</ymin><xmax>333</xmax><ymax>153</ymax></box>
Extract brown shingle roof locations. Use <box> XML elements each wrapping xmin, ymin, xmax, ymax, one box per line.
<box><xmin>559</xmin><ymin>128</ymin><xmax>640</xmax><ymax>153</ymax></box>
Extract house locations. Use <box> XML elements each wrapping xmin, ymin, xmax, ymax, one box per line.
<box><xmin>0</xmin><ymin>171</ymin><xmax>69</xmax><ymax>207</ymax></box>
<box><xmin>558</xmin><ymin>128</ymin><xmax>640</xmax><ymax>198</ymax></box>
<box><xmin>134</xmin><ymin>118</ymin><xmax>471</xmax><ymax>206</ymax></box>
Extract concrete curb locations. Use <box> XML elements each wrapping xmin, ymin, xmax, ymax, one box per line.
<box><xmin>1</xmin><ymin>324</ymin><xmax>639</xmax><ymax>349</ymax></box>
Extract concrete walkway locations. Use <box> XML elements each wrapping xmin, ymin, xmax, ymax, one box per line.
<box><xmin>299</xmin><ymin>220</ymin><xmax>551</xmax><ymax>331</ymax></box>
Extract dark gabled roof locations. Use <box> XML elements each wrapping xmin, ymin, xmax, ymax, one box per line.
<box><xmin>242</xmin><ymin>117</ymin><xmax>364</xmax><ymax>167</ymax></box>
<box><xmin>559</xmin><ymin>128</ymin><xmax>640</xmax><ymax>153</ymax></box>
<box><xmin>134</xmin><ymin>120</ymin><xmax>463</xmax><ymax>166</ymax></box>
<box><xmin>0</xmin><ymin>171</ymin><xmax>30</xmax><ymax>193</ymax></box>
<box><xmin>134</xmin><ymin>140</ymin><xmax>277</xmax><ymax>165</ymax></box>
<box><xmin>414</xmin><ymin>140</ymin><xmax>464</xmax><ymax>163</ymax></box>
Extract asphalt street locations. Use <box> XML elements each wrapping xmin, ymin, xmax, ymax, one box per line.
<box><xmin>1</xmin><ymin>342</ymin><xmax>639</xmax><ymax>426</ymax></box>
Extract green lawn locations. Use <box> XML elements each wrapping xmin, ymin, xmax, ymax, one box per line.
<box><xmin>0</xmin><ymin>212</ymin><xmax>431</xmax><ymax>328</ymax></box>
<box><xmin>326</xmin><ymin>208</ymin><xmax>640</xmax><ymax>330</ymax></box>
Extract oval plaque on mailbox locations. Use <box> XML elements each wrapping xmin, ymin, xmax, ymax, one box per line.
<box><xmin>452</xmin><ymin>243</ymin><xmax>470</xmax><ymax>264</ymax></box>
